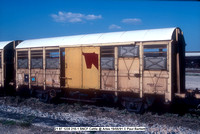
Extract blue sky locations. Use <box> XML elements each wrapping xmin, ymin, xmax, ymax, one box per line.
<box><xmin>0</xmin><ymin>0</ymin><xmax>199</xmax><ymax>51</ymax></box>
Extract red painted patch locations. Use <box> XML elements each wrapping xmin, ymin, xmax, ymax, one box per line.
<box><xmin>82</xmin><ymin>52</ymin><xmax>98</xmax><ymax>69</ymax></box>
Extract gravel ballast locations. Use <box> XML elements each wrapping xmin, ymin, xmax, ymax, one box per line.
<box><xmin>0</xmin><ymin>97</ymin><xmax>199</xmax><ymax>133</ymax></box>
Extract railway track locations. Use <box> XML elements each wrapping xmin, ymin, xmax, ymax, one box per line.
<box><xmin>0</xmin><ymin>96</ymin><xmax>199</xmax><ymax>133</ymax></box>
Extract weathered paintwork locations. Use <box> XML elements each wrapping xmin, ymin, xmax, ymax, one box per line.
<box><xmin>16</xmin><ymin>69</ymin><xmax>29</xmax><ymax>88</ymax></box>
<box><xmin>65</xmin><ymin>47</ymin><xmax>100</xmax><ymax>89</ymax></box>
<box><xmin>118</xmin><ymin>58</ymin><xmax>140</xmax><ymax>92</ymax></box>
<box><xmin>65</xmin><ymin>47</ymin><xmax>82</xmax><ymax>89</ymax></box>
<box><xmin>143</xmin><ymin>70</ymin><xmax>169</xmax><ymax>94</ymax></box>
<box><xmin>101</xmin><ymin>70</ymin><xmax>115</xmax><ymax>91</ymax></box>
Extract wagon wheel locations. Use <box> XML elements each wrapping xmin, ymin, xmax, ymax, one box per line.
<box><xmin>39</xmin><ymin>90</ymin><xmax>57</xmax><ymax>103</ymax></box>
<box><xmin>136</xmin><ymin>103</ymin><xmax>145</xmax><ymax>114</ymax></box>
<box><xmin>39</xmin><ymin>93</ymin><xmax>49</xmax><ymax>103</ymax></box>
<box><xmin>43</xmin><ymin>93</ymin><xmax>49</xmax><ymax>103</ymax></box>
<box><xmin>125</xmin><ymin>101</ymin><xmax>145</xmax><ymax>114</ymax></box>
<box><xmin>197</xmin><ymin>104</ymin><xmax>200</xmax><ymax>109</ymax></box>
<box><xmin>49</xmin><ymin>89</ymin><xmax>57</xmax><ymax>98</ymax></box>
<box><xmin>29</xmin><ymin>89</ymin><xmax>34</xmax><ymax>97</ymax></box>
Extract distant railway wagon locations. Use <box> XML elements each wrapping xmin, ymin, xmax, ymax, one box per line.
<box><xmin>185</xmin><ymin>51</ymin><xmax>200</xmax><ymax>69</ymax></box>
<box><xmin>0</xmin><ymin>41</ymin><xmax>21</xmax><ymax>94</ymax></box>
<box><xmin>1</xmin><ymin>27</ymin><xmax>199</xmax><ymax>112</ymax></box>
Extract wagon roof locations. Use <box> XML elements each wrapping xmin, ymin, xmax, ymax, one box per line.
<box><xmin>16</xmin><ymin>27</ymin><xmax>177</xmax><ymax>49</ymax></box>
<box><xmin>0</xmin><ymin>41</ymin><xmax>13</xmax><ymax>49</ymax></box>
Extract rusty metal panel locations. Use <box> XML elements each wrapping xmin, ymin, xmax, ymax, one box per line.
<box><xmin>82</xmin><ymin>47</ymin><xmax>100</xmax><ymax>89</ymax></box>
<box><xmin>143</xmin><ymin>70</ymin><xmax>168</xmax><ymax>94</ymax></box>
<box><xmin>45</xmin><ymin>69</ymin><xmax>60</xmax><ymax>88</ymax></box>
<box><xmin>65</xmin><ymin>47</ymin><xmax>82</xmax><ymax>88</ymax></box>
<box><xmin>118</xmin><ymin>58</ymin><xmax>140</xmax><ymax>92</ymax></box>
<box><xmin>30</xmin><ymin>69</ymin><xmax>43</xmax><ymax>86</ymax></box>
<box><xmin>16</xmin><ymin>69</ymin><xmax>29</xmax><ymax>87</ymax></box>
<box><xmin>101</xmin><ymin>70</ymin><xmax>115</xmax><ymax>90</ymax></box>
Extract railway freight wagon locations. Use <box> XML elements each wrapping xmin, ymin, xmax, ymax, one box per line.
<box><xmin>15</xmin><ymin>27</ymin><xmax>187</xmax><ymax>112</ymax></box>
<box><xmin>0</xmin><ymin>41</ymin><xmax>21</xmax><ymax>95</ymax></box>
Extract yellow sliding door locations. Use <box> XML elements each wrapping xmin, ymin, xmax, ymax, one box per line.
<box><xmin>65</xmin><ymin>47</ymin><xmax>100</xmax><ymax>89</ymax></box>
